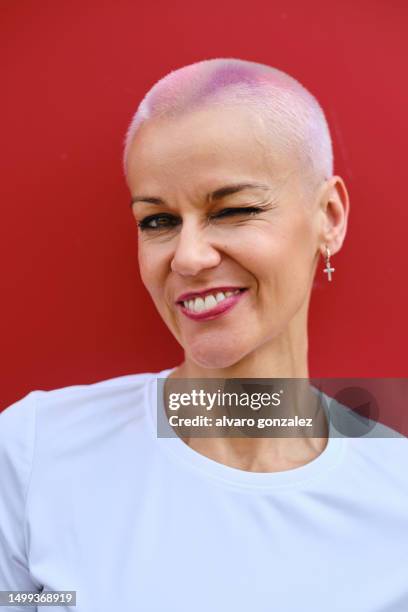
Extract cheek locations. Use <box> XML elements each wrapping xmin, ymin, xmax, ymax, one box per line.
<box><xmin>137</xmin><ymin>243</ymin><xmax>161</xmax><ymax>293</ymax></box>
<box><xmin>231</xmin><ymin>222</ymin><xmax>314</xmax><ymax>289</ymax></box>
<box><xmin>137</xmin><ymin>242</ymin><xmax>174</xmax><ymax>312</ymax></box>
<box><xmin>228</xmin><ymin>229</ymin><xmax>287</xmax><ymax>274</ymax></box>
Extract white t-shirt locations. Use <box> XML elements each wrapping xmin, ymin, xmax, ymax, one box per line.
<box><xmin>0</xmin><ymin>368</ymin><xmax>407</xmax><ymax>612</ymax></box>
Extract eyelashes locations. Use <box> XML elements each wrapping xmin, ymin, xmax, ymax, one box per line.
<box><xmin>137</xmin><ymin>206</ymin><xmax>265</xmax><ymax>232</ymax></box>
<box><xmin>138</xmin><ymin>213</ymin><xmax>180</xmax><ymax>231</ymax></box>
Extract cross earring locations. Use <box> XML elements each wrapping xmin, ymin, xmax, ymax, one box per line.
<box><xmin>323</xmin><ymin>245</ymin><xmax>335</xmax><ymax>282</ymax></box>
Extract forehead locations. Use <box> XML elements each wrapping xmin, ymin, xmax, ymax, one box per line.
<box><xmin>126</xmin><ymin>105</ymin><xmax>294</xmax><ymax>193</ymax></box>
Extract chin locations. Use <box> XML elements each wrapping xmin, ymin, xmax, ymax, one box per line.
<box><xmin>186</xmin><ymin>338</ymin><xmax>246</xmax><ymax>370</ymax></box>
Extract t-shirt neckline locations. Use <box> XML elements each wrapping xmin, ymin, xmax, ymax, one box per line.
<box><xmin>145</xmin><ymin>367</ymin><xmax>347</xmax><ymax>492</ymax></box>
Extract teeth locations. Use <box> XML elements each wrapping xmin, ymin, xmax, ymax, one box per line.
<box><xmin>183</xmin><ymin>289</ymin><xmax>242</xmax><ymax>313</ymax></box>
<box><xmin>193</xmin><ymin>297</ymin><xmax>205</xmax><ymax>312</ymax></box>
<box><xmin>204</xmin><ymin>295</ymin><xmax>218</xmax><ymax>310</ymax></box>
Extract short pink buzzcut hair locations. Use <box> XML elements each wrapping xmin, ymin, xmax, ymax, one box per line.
<box><xmin>123</xmin><ymin>58</ymin><xmax>333</xmax><ymax>184</ymax></box>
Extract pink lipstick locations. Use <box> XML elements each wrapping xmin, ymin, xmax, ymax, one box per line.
<box><xmin>177</xmin><ymin>288</ymin><xmax>248</xmax><ymax>322</ymax></box>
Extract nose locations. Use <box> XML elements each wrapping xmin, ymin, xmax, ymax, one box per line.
<box><xmin>170</xmin><ymin>221</ymin><xmax>221</xmax><ymax>276</ymax></box>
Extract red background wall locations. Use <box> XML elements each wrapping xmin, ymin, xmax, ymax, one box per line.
<box><xmin>1</xmin><ymin>1</ymin><xmax>407</xmax><ymax>420</ymax></box>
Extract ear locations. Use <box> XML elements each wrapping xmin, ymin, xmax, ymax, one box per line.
<box><xmin>317</xmin><ymin>176</ymin><xmax>350</xmax><ymax>256</ymax></box>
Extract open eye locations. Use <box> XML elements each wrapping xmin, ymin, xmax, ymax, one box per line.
<box><xmin>137</xmin><ymin>214</ymin><xmax>180</xmax><ymax>231</ymax></box>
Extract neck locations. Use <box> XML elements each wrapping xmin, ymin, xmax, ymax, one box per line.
<box><xmin>166</xmin><ymin>336</ymin><xmax>329</xmax><ymax>473</ymax></box>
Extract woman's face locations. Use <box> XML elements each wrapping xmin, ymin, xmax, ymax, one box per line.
<box><xmin>126</xmin><ymin>105</ymin><xmax>321</xmax><ymax>369</ymax></box>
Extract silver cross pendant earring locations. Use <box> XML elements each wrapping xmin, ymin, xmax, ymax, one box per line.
<box><xmin>323</xmin><ymin>245</ymin><xmax>335</xmax><ymax>282</ymax></box>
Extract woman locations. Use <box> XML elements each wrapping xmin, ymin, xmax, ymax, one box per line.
<box><xmin>1</xmin><ymin>58</ymin><xmax>407</xmax><ymax>611</ymax></box>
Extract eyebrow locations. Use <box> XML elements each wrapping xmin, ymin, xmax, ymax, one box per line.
<box><xmin>129</xmin><ymin>182</ymin><xmax>271</xmax><ymax>208</ymax></box>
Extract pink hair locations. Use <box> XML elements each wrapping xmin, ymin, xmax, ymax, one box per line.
<box><xmin>123</xmin><ymin>58</ymin><xmax>333</xmax><ymax>183</ymax></box>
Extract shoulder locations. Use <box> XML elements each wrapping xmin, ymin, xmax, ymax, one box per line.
<box><xmin>324</xmin><ymin>394</ymin><xmax>408</xmax><ymax>487</ymax></box>
<box><xmin>328</xmin><ymin>403</ymin><xmax>406</xmax><ymax>439</ymax></box>
<box><xmin>35</xmin><ymin>370</ymin><xmax>154</xmax><ymax>421</ymax></box>
<box><xmin>0</xmin><ymin>371</ymin><xmax>158</xmax><ymax>462</ymax></box>
<box><xmin>1</xmin><ymin>370</ymin><xmax>154</xmax><ymax>417</ymax></box>
<box><xmin>0</xmin><ymin>389</ymin><xmax>38</xmax><ymax>436</ymax></box>
<box><xmin>0</xmin><ymin>390</ymin><xmax>39</xmax><ymax>487</ymax></box>
<box><xmin>55</xmin><ymin>371</ymin><xmax>158</xmax><ymax>434</ymax></box>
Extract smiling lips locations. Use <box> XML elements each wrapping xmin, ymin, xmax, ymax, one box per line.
<box><xmin>176</xmin><ymin>287</ymin><xmax>247</xmax><ymax>321</ymax></box>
